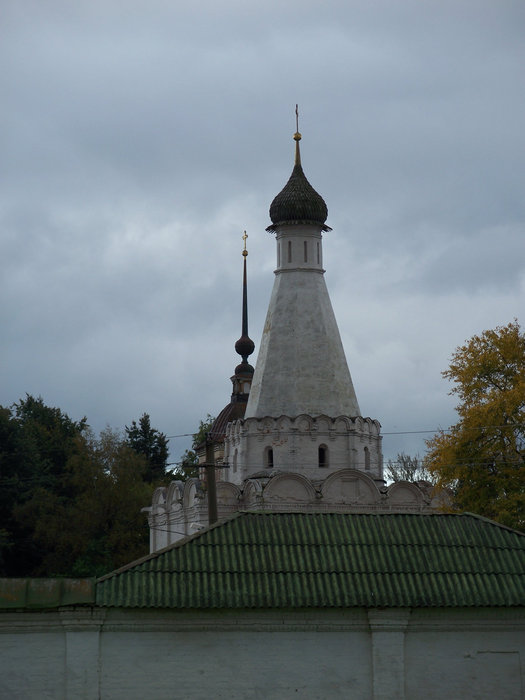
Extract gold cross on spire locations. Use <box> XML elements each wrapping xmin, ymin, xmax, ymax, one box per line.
<box><xmin>242</xmin><ymin>230</ymin><xmax>248</xmax><ymax>257</ymax></box>
<box><xmin>294</xmin><ymin>104</ymin><xmax>301</xmax><ymax>142</ymax></box>
<box><xmin>293</xmin><ymin>104</ymin><xmax>302</xmax><ymax>164</ymax></box>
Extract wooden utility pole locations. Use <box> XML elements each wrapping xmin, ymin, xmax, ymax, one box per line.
<box><xmin>205</xmin><ymin>434</ymin><xmax>218</xmax><ymax>526</ymax></box>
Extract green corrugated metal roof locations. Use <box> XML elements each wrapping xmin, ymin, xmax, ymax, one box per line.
<box><xmin>96</xmin><ymin>512</ymin><xmax>525</xmax><ymax>609</ymax></box>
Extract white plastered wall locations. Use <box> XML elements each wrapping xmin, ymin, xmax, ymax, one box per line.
<box><xmin>1</xmin><ymin>608</ymin><xmax>524</xmax><ymax>700</ymax></box>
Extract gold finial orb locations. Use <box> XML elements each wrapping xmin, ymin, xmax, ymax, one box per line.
<box><xmin>242</xmin><ymin>230</ymin><xmax>248</xmax><ymax>257</ymax></box>
<box><xmin>293</xmin><ymin>131</ymin><xmax>302</xmax><ymax>142</ymax></box>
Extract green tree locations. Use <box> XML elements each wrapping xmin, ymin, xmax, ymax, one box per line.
<box><xmin>0</xmin><ymin>396</ymin><xmax>87</xmax><ymax>575</ymax></box>
<box><xmin>125</xmin><ymin>413</ymin><xmax>169</xmax><ymax>483</ymax></box>
<box><xmin>174</xmin><ymin>414</ymin><xmax>215</xmax><ymax>479</ymax></box>
<box><xmin>385</xmin><ymin>453</ymin><xmax>432</xmax><ymax>483</ymax></box>
<box><xmin>15</xmin><ymin>428</ymin><xmax>154</xmax><ymax>577</ymax></box>
<box><xmin>425</xmin><ymin>320</ymin><xmax>525</xmax><ymax>531</ymax></box>
<box><xmin>13</xmin><ymin>394</ymin><xmax>87</xmax><ymax>491</ymax></box>
<box><xmin>0</xmin><ymin>397</ymin><xmax>159</xmax><ymax>576</ymax></box>
<box><xmin>0</xmin><ymin>406</ymin><xmax>27</xmax><ymax>574</ymax></box>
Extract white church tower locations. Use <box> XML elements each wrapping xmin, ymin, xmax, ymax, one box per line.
<box><xmin>147</xmin><ymin>119</ymin><xmax>442</xmax><ymax>552</ymax></box>
<box><xmin>225</xmin><ymin>120</ymin><xmax>383</xmax><ymax>483</ymax></box>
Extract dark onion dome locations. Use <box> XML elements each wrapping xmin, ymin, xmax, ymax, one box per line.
<box><xmin>267</xmin><ymin>132</ymin><xmax>331</xmax><ymax>233</ymax></box>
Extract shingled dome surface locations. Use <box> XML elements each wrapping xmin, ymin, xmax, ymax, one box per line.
<box><xmin>268</xmin><ymin>163</ymin><xmax>330</xmax><ymax>231</ymax></box>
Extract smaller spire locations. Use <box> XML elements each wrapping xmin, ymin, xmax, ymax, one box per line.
<box><xmin>208</xmin><ymin>234</ymin><xmax>256</xmax><ymax>440</ymax></box>
<box><xmin>234</xmin><ymin>231</ymin><xmax>255</xmax><ymax>376</ymax></box>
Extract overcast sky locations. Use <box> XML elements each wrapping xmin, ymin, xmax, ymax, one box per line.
<box><xmin>2</xmin><ymin>0</ymin><xmax>524</xmax><ymax>466</ymax></box>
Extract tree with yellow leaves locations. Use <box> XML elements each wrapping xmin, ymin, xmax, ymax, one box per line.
<box><xmin>426</xmin><ymin>320</ymin><xmax>524</xmax><ymax>531</ymax></box>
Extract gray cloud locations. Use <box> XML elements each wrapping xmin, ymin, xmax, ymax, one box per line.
<box><xmin>2</xmin><ymin>0</ymin><xmax>524</xmax><ymax>462</ymax></box>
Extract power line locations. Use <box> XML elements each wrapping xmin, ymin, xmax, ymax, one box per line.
<box><xmin>166</xmin><ymin>425</ymin><xmax>525</xmax><ymax>440</ymax></box>
<box><xmin>156</xmin><ymin>457</ymin><xmax>523</xmax><ymax>474</ymax></box>
<box><xmin>383</xmin><ymin>425</ymin><xmax>525</xmax><ymax>435</ymax></box>
<box><xmin>149</xmin><ymin>524</ymin><xmax>198</xmax><ymax>537</ymax></box>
